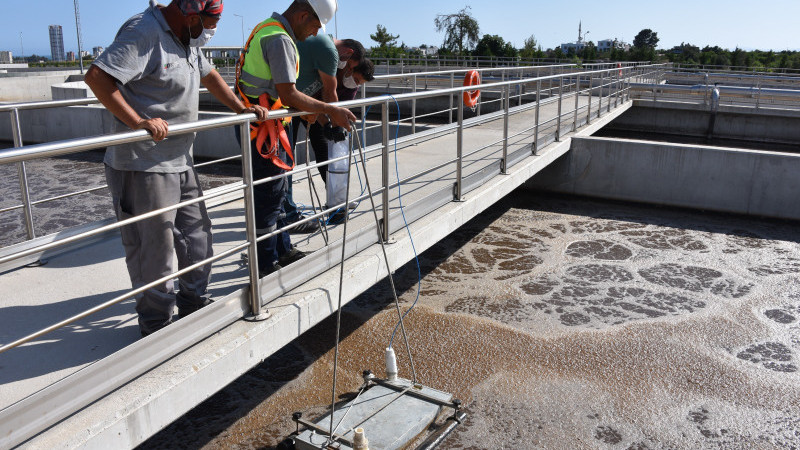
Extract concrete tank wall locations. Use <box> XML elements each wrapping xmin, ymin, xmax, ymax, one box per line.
<box><xmin>0</xmin><ymin>70</ymin><xmax>82</xmax><ymax>102</ymax></box>
<box><xmin>608</xmin><ymin>101</ymin><xmax>800</xmax><ymax>145</ymax></box>
<box><xmin>527</xmin><ymin>136</ymin><xmax>800</xmax><ymax>220</ymax></box>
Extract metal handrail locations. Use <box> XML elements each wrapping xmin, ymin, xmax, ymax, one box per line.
<box><xmin>0</xmin><ymin>64</ymin><xmax>644</xmax><ymax>352</ymax></box>
<box><xmin>0</xmin><ymin>63</ymin><xmax>643</xmax><ymax>448</ymax></box>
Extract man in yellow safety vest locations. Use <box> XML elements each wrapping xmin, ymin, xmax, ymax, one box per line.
<box><xmin>236</xmin><ymin>0</ymin><xmax>355</xmax><ymax>277</ymax></box>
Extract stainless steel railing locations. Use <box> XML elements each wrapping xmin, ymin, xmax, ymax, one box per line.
<box><xmin>0</xmin><ymin>63</ymin><xmax>651</xmax><ymax>448</ymax></box>
<box><xmin>0</xmin><ymin>63</ymin><xmax>653</xmax><ymax>355</ymax></box>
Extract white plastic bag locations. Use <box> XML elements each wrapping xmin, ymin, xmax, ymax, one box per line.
<box><xmin>326</xmin><ymin>135</ymin><xmax>349</xmax><ymax>208</ymax></box>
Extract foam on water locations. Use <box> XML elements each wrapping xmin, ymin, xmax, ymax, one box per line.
<box><xmin>143</xmin><ymin>193</ymin><xmax>800</xmax><ymax>449</ymax></box>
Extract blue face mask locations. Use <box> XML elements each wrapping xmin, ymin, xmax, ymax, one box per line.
<box><xmin>189</xmin><ymin>26</ymin><xmax>215</xmax><ymax>47</ymax></box>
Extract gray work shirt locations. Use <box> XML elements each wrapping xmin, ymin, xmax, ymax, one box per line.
<box><xmin>245</xmin><ymin>12</ymin><xmax>299</xmax><ymax>102</ymax></box>
<box><xmin>93</xmin><ymin>0</ymin><xmax>213</xmax><ymax>173</ymax></box>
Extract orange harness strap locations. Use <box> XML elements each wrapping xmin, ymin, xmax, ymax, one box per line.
<box><xmin>235</xmin><ymin>21</ymin><xmax>296</xmax><ymax>171</ymax></box>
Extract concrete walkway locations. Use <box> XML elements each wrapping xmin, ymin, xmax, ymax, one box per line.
<box><xmin>0</xmin><ymin>90</ymin><xmax>631</xmax><ymax>449</ymax></box>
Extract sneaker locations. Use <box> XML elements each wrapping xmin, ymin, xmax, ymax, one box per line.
<box><xmin>259</xmin><ymin>262</ymin><xmax>282</xmax><ymax>278</ymax></box>
<box><xmin>288</xmin><ymin>218</ymin><xmax>320</xmax><ymax>234</ymax></box>
<box><xmin>278</xmin><ymin>247</ymin><xmax>307</xmax><ymax>266</ymax></box>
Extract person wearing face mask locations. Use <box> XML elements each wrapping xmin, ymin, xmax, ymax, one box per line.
<box><xmin>85</xmin><ymin>0</ymin><xmax>270</xmax><ymax>337</ymax></box>
<box><xmin>283</xmin><ymin>36</ymin><xmax>366</xmax><ymax>233</ymax></box>
<box><xmin>236</xmin><ymin>0</ymin><xmax>356</xmax><ymax>278</ymax></box>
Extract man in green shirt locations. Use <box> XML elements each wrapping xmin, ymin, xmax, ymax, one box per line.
<box><xmin>284</xmin><ymin>36</ymin><xmax>366</xmax><ymax>231</ymax></box>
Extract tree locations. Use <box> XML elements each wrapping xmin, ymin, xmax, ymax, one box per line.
<box><xmin>632</xmin><ymin>28</ymin><xmax>659</xmax><ymax>61</ymax></box>
<box><xmin>370</xmin><ymin>24</ymin><xmax>399</xmax><ymax>49</ymax></box>
<box><xmin>434</xmin><ymin>6</ymin><xmax>480</xmax><ymax>55</ymax></box>
<box><xmin>633</xmin><ymin>29</ymin><xmax>659</xmax><ymax>49</ymax></box>
<box><xmin>475</xmin><ymin>34</ymin><xmax>509</xmax><ymax>57</ymax></box>
<box><xmin>519</xmin><ymin>35</ymin><xmax>544</xmax><ymax>60</ymax></box>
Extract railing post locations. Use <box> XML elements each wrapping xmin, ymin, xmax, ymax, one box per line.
<box><xmin>240</xmin><ymin>120</ymin><xmax>265</xmax><ymax>319</ymax></box>
<box><xmin>615</xmin><ymin>69</ymin><xmax>620</xmax><ymax>108</ymax></box>
<box><xmin>573</xmin><ymin>74</ymin><xmax>579</xmax><ymax>132</ymax></box>
<box><xmin>11</xmin><ymin>108</ymin><xmax>36</xmax><ymax>241</ymax></box>
<box><xmin>534</xmin><ymin>80</ymin><xmax>541</xmax><ymax>155</ymax></box>
<box><xmin>381</xmin><ymin>101</ymin><xmax>391</xmax><ymax>241</ymax></box>
<box><xmin>476</xmin><ymin>70</ymin><xmax>482</xmax><ymax>117</ymax></box>
<box><xmin>607</xmin><ymin>70</ymin><xmax>612</xmax><ymax>113</ymax></box>
<box><xmin>501</xmin><ymin>84</ymin><xmax>509</xmax><ymax>174</ymax></box>
<box><xmin>360</xmin><ymin>82</ymin><xmax>367</xmax><ymax>143</ymax></box>
<box><xmin>455</xmin><ymin>92</ymin><xmax>464</xmax><ymax>201</ymax></box>
<box><xmin>587</xmin><ymin>73</ymin><xmax>593</xmax><ymax>124</ymax></box>
<box><xmin>449</xmin><ymin>72</ymin><xmax>455</xmax><ymax>124</ymax></box>
<box><xmin>411</xmin><ymin>74</ymin><xmax>417</xmax><ymax>134</ymax></box>
<box><xmin>556</xmin><ymin>76</ymin><xmax>563</xmax><ymax>141</ymax></box>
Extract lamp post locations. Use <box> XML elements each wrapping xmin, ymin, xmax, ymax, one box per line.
<box><xmin>19</xmin><ymin>32</ymin><xmax>24</xmax><ymax>63</ymax></box>
<box><xmin>233</xmin><ymin>14</ymin><xmax>245</xmax><ymax>48</ymax></box>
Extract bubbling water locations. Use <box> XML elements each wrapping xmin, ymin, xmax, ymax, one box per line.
<box><xmin>142</xmin><ymin>193</ymin><xmax>800</xmax><ymax>449</ymax></box>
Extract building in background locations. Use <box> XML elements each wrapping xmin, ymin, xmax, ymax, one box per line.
<box><xmin>80</xmin><ymin>50</ymin><xmax>90</xmax><ymax>59</ymax></box>
<box><xmin>598</xmin><ymin>39</ymin><xmax>630</xmax><ymax>52</ymax></box>
<box><xmin>92</xmin><ymin>46</ymin><xmax>104</xmax><ymax>58</ymax></box>
<box><xmin>0</xmin><ymin>51</ymin><xmax>12</xmax><ymax>64</ymax></box>
<box><xmin>66</xmin><ymin>51</ymin><xmax>76</xmax><ymax>61</ymax></box>
<box><xmin>49</xmin><ymin>25</ymin><xmax>65</xmax><ymax>61</ymax></box>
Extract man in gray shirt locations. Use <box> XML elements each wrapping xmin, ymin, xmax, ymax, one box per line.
<box><xmin>86</xmin><ymin>0</ymin><xmax>268</xmax><ymax>337</ymax></box>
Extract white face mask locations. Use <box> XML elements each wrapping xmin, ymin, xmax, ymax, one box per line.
<box><xmin>189</xmin><ymin>26</ymin><xmax>215</xmax><ymax>47</ymax></box>
<box><xmin>337</xmin><ymin>59</ymin><xmax>348</xmax><ymax>70</ymax></box>
<box><xmin>342</xmin><ymin>75</ymin><xmax>358</xmax><ymax>89</ymax></box>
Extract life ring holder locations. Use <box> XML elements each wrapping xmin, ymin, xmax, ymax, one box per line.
<box><xmin>462</xmin><ymin>70</ymin><xmax>481</xmax><ymax>109</ymax></box>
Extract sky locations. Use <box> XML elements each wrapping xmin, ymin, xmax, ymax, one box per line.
<box><xmin>3</xmin><ymin>0</ymin><xmax>799</xmax><ymax>58</ymax></box>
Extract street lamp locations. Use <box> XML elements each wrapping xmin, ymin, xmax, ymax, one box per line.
<box><xmin>233</xmin><ymin>14</ymin><xmax>245</xmax><ymax>48</ymax></box>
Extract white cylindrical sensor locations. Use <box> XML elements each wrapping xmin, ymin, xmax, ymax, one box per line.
<box><xmin>385</xmin><ymin>347</ymin><xmax>398</xmax><ymax>381</ymax></box>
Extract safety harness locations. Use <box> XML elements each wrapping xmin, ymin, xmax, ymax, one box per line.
<box><xmin>235</xmin><ymin>19</ymin><xmax>297</xmax><ymax>171</ymax></box>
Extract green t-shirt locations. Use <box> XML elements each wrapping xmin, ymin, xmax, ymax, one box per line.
<box><xmin>296</xmin><ymin>34</ymin><xmax>338</xmax><ymax>97</ymax></box>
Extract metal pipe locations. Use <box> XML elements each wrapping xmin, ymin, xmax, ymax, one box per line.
<box><xmin>11</xmin><ymin>108</ymin><xmax>36</xmax><ymax>240</ymax></box>
<box><xmin>502</xmin><ymin>85</ymin><xmax>509</xmax><ymax>174</ymax></box>
<box><xmin>587</xmin><ymin>73</ymin><xmax>593</xmax><ymax>124</ymax></box>
<box><xmin>573</xmin><ymin>74</ymin><xmax>579</xmax><ymax>132</ymax></box>
<box><xmin>381</xmin><ymin>101</ymin><xmax>390</xmax><ymax>241</ymax></box>
<box><xmin>239</xmin><ymin>121</ymin><xmax>265</xmax><ymax>319</ymax></box>
<box><xmin>455</xmin><ymin>93</ymin><xmax>464</xmax><ymax>201</ymax></box>
<box><xmin>412</xmin><ymin>74</ymin><xmax>417</xmax><ymax>134</ymax></box>
<box><xmin>556</xmin><ymin>76</ymin><xmax>563</xmax><ymax>141</ymax></box>
<box><xmin>449</xmin><ymin>72</ymin><xmax>454</xmax><ymax>124</ymax></box>
<box><xmin>534</xmin><ymin>80</ymin><xmax>541</xmax><ymax>155</ymax></box>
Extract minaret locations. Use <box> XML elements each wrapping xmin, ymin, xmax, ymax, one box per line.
<box><xmin>578</xmin><ymin>21</ymin><xmax>582</xmax><ymax>43</ymax></box>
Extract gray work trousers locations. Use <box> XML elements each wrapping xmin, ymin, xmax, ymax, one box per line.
<box><xmin>105</xmin><ymin>165</ymin><xmax>213</xmax><ymax>334</ymax></box>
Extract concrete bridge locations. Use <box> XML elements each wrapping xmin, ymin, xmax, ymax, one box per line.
<box><xmin>2</xmin><ymin>63</ymin><xmax>799</xmax><ymax>449</ymax></box>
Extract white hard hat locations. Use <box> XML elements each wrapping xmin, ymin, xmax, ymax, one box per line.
<box><xmin>307</xmin><ymin>0</ymin><xmax>337</xmax><ymax>32</ymax></box>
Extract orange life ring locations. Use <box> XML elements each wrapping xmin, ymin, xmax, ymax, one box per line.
<box><xmin>616</xmin><ymin>62</ymin><xmax>622</xmax><ymax>77</ymax></box>
<box><xmin>462</xmin><ymin>70</ymin><xmax>481</xmax><ymax>107</ymax></box>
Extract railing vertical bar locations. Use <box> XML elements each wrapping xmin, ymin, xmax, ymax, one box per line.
<box><xmin>501</xmin><ymin>84</ymin><xmax>509</xmax><ymax>174</ymax></box>
<box><xmin>11</xmin><ymin>108</ymin><xmax>36</xmax><ymax>240</ymax></box>
<box><xmin>455</xmin><ymin>93</ymin><xmax>464</xmax><ymax>201</ymax></box>
<box><xmin>556</xmin><ymin>76</ymin><xmax>563</xmax><ymax>141</ymax></box>
<box><xmin>411</xmin><ymin>74</ymin><xmax>417</xmax><ymax>134</ymax></box>
<box><xmin>449</xmin><ymin>72</ymin><xmax>454</xmax><ymax>124</ymax></box>
<box><xmin>240</xmin><ymin>120</ymin><xmax>264</xmax><ymax>318</ymax></box>
<box><xmin>573</xmin><ymin>74</ymin><xmax>579</xmax><ymax>132</ymax></box>
<box><xmin>534</xmin><ymin>80</ymin><xmax>541</xmax><ymax>155</ymax></box>
<box><xmin>381</xmin><ymin>101</ymin><xmax>390</xmax><ymax>241</ymax></box>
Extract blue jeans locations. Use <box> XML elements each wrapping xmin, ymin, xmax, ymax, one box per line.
<box><xmin>236</xmin><ymin>124</ymin><xmax>293</xmax><ymax>271</ymax></box>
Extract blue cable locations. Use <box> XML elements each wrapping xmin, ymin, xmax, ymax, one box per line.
<box><xmin>383</xmin><ymin>95</ymin><xmax>422</xmax><ymax>349</ymax></box>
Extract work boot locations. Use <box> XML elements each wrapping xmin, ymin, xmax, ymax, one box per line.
<box><xmin>328</xmin><ymin>210</ymin><xmax>347</xmax><ymax>224</ymax></box>
<box><xmin>278</xmin><ymin>247</ymin><xmax>308</xmax><ymax>266</ymax></box>
<box><xmin>140</xmin><ymin>319</ymin><xmax>172</xmax><ymax>338</ymax></box>
<box><xmin>288</xmin><ymin>218</ymin><xmax>321</xmax><ymax>234</ymax></box>
<box><xmin>259</xmin><ymin>262</ymin><xmax>282</xmax><ymax>278</ymax></box>
<box><xmin>177</xmin><ymin>291</ymin><xmax>214</xmax><ymax>319</ymax></box>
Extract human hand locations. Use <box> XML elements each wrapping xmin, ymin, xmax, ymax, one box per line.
<box><xmin>135</xmin><ymin>118</ymin><xmax>169</xmax><ymax>141</ymax></box>
<box><xmin>242</xmin><ymin>105</ymin><xmax>269</xmax><ymax>122</ymax></box>
<box><xmin>328</xmin><ymin>106</ymin><xmax>357</xmax><ymax>131</ymax></box>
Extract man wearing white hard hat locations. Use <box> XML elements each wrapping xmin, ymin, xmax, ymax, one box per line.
<box><xmin>235</xmin><ymin>0</ymin><xmax>356</xmax><ymax>278</ymax></box>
